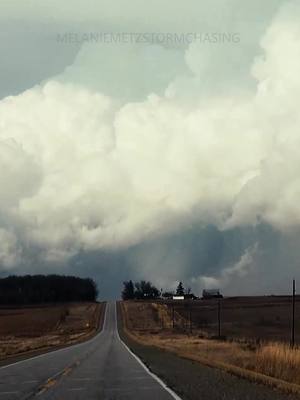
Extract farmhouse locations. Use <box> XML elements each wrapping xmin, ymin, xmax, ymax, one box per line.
<box><xmin>172</xmin><ymin>295</ymin><xmax>185</xmax><ymax>300</ymax></box>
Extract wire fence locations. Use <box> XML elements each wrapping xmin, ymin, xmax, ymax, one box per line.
<box><xmin>160</xmin><ymin>291</ymin><xmax>299</xmax><ymax>345</ymax></box>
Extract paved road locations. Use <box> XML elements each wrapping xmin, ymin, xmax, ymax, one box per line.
<box><xmin>0</xmin><ymin>302</ymin><xmax>179</xmax><ymax>400</ymax></box>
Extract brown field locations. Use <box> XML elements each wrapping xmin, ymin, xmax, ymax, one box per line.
<box><xmin>0</xmin><ymin>302</ymin><xmax>104</xmax><ymax>360</ymax></box>
<box><xmin>121</xmin><ymin>300</ymin><xmax>300</xmax><ymax>392</ymax></box>
<box><xmin>161</xmin><ymin>296</ymin><xmax>298</xmax><ymax>343</ymax></box>
<box><xmin>123</xmin><ymin>296</ymin><xmax>299</xmax><ymax>343</ymax></box>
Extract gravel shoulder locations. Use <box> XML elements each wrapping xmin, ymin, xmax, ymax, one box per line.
<box><xmin>117</xmin><ymin>302</ymin><xmax>298</xmax><ymax>400</ymax></box>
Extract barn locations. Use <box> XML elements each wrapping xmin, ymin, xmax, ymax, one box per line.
<box><xmin>202</xmin><ymin>289</ymin><xmax>223</xmax><ymax>299</ymax></box>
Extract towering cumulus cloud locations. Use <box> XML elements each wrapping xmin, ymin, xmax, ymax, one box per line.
<box><xmin>0</xmin><ymin>0</ymin><xmax>299</xmax><ymax>295</ymax></box>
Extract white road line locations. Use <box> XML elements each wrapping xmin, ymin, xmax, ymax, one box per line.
<box><xmin>0</xmin><ymin>303</ymin><xmax>108</xmax><ymax>371</ymax></box>
<box><xmin>115</xmin><ymin>302</ymin><xmax>183</xmax><ymax>400</ymax></box>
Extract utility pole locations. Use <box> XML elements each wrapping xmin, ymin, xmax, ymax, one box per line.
<box><xmin>291</xmin><ymin>279</ymin><xmax>296</xmax><ymax>347</ymax></box>
<box><xmin>218</xmin><ymin>298</ymin><xmax>221</xmax><ymax>338</ymax></box>
<box><xmin>189</xmin><ymin>307</ymin><xmax>192</xmax><ymax>334</ymax></box>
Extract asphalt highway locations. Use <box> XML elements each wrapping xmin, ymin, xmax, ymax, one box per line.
<box><xmin>0</xmin><ymin>302</ymin><xmax>180</xmax><ymax>400</ymax></box>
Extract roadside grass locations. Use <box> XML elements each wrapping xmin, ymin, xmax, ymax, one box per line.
<box><xmin>256</xmin><ymin>343</ymin><xmax>300</xmax><ymax>384</ymax></box>
<box><xmin>142</xmin><ymin>333</ymin><xmax>300</xmax><ymax>385</ymax></box>
<box><xmin>121</xmin><ymin>301</ymin><xmax>300</xmax><ymax>394</ymax></box>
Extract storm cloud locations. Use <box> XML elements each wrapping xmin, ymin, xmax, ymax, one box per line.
<box><xmin>0</xmin><ymin>0</ymin><xmax>299</xmax><ymax>297</ymax></box>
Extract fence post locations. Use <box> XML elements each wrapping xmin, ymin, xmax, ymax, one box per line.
<box><xmin>172</xmin><ymin>304</ymin><xmax>175</xmax><ymax>329</ymax></box>
<box><xmin>186</xmin><ymin>305</ymin><xmax>188</xmax><ymax>331</ymax></box>
<box><xmin>291</xmin><ymin>279</ymin><xmax>296</xmax><ymax>347</ymax></box>
<box><xmin>218</xmin><ymin>298</ymin><xmax>221</xmax><ymax>338</ymax></box>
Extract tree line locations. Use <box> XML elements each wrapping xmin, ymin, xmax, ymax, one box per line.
<box><xmin>122</xmin><ymin>280</ymin><xmax>160</xmax><ymax>300</ymax></box>
<box><xmin>0</xmin><ymin>275</ymin><xmax>98</xmax><ymax>305</ymax></box>
<box><xmin>122</xmin><ymin>280</ymin><xmax>195</xmax><ymax>300</ymax></box>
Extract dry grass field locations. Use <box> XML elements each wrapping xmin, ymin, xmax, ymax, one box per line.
<box><xmin>121</xmin><ymin>300</ymin><xmax>300</xmax><ymax>392</ymax></box>
<box><xmin>0</xmin><ymin>302</ymin><xmax>104</xmax><ymax>359</ymax></box>
<box><xmin>162</xmin><ymin>296</ymin><xmax>299</xmax><ymax>343</ymax></box>
<box><xmin>122</xmin><ymin>297</ymin><xmax>300</xmax><ymax>343</ymax></box>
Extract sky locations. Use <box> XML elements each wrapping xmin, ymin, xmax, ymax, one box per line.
<box><xmin>0</xmin><ymin>0</ymin><xmax>299</xmax><ymax>299</ymax></box>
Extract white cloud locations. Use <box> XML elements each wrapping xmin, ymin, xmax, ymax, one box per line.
<box><xmin>195</xmin><ymin>244</ymin><xmax>257</xmax><ymax>291</ymax></box>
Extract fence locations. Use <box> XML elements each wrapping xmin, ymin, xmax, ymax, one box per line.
<box><xmin>161</xmin><ymin>282</ymin><xmax>299</xmax><ymax>345</ymax></box>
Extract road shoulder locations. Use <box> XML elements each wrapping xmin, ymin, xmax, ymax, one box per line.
<box><xmin>117</xmin><ymin>302</ymin><xmax>298</xmax><ymax>400</ymax></box>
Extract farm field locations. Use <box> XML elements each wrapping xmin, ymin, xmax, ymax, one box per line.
<box><xmin>122</xmin><ymin>296</ymin><xmax>299</xmax><ymax>343</ymax></box>
<box><xmin>163</xmin><ymin>296</ymin><xmax>299</xmax><ymax>343</ymax></box>
<box><xmin>0</xmin><ymin>302</ymin><xmax>104</xmax><ymax>360</ymax></box>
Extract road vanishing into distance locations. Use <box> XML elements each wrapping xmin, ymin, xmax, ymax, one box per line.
<box><xmin>0</xmin><ymin>302</ymin><xmax>180</xmax><ymax>400</ymax></box>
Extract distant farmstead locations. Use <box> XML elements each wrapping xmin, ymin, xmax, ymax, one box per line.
<box><xmin>202</xmin><ymin>289</ymin><xmax>223</xmax><ymax>299</ymax></box>
<box><xmin>172</xmin><ymin>295</ymin><xmax>185</xmax><ymax>300</ymax></box>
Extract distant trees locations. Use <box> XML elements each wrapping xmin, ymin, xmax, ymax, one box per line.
<box><xmin>135</xmin><ymin>281</ymin><xmax>160</xmax><ymax>299</ymax></box>
<box><xmin>0</xmin><ymin>275</ymin><xmax>98</xmax><ymax>305</ymax></box>
<box><xmin>176</xmin><ymin>281</ymin><xmax>185</xmax><ymax>296</ymax></box>
<box><xmin>161</xmin><ymin>291</ymin><xmax>174</xmax><ymax>299</ymax></box>
<box><xmin>122</xmin><ymin>280</ymin><xmax>197</xmax><ymax>300</ymax></box>
<box><xmin>164</xmin><ymin>283</ymin><xmax>197</xmax><ymax>299</ymax></box>
<box><xmin>122</xmin><ymin>280</ymin><xmax>135</xmax><ymax>300</ymax></box>
<box><xmin>122</xmin><ymin>280</ymin><xmax>159</xmax><ymax>300</ymax></box>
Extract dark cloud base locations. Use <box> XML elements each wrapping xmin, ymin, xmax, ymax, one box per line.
<box><xmin>2</xmin><ymin>223</ymin><xmax>297</xmax><ymax>300</ymax></box>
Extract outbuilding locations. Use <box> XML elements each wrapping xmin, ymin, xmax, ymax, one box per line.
<box><xmin>202</xmin><ymin>289</ymin><xmax>223</xmax><ymax>299</ymax></box>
